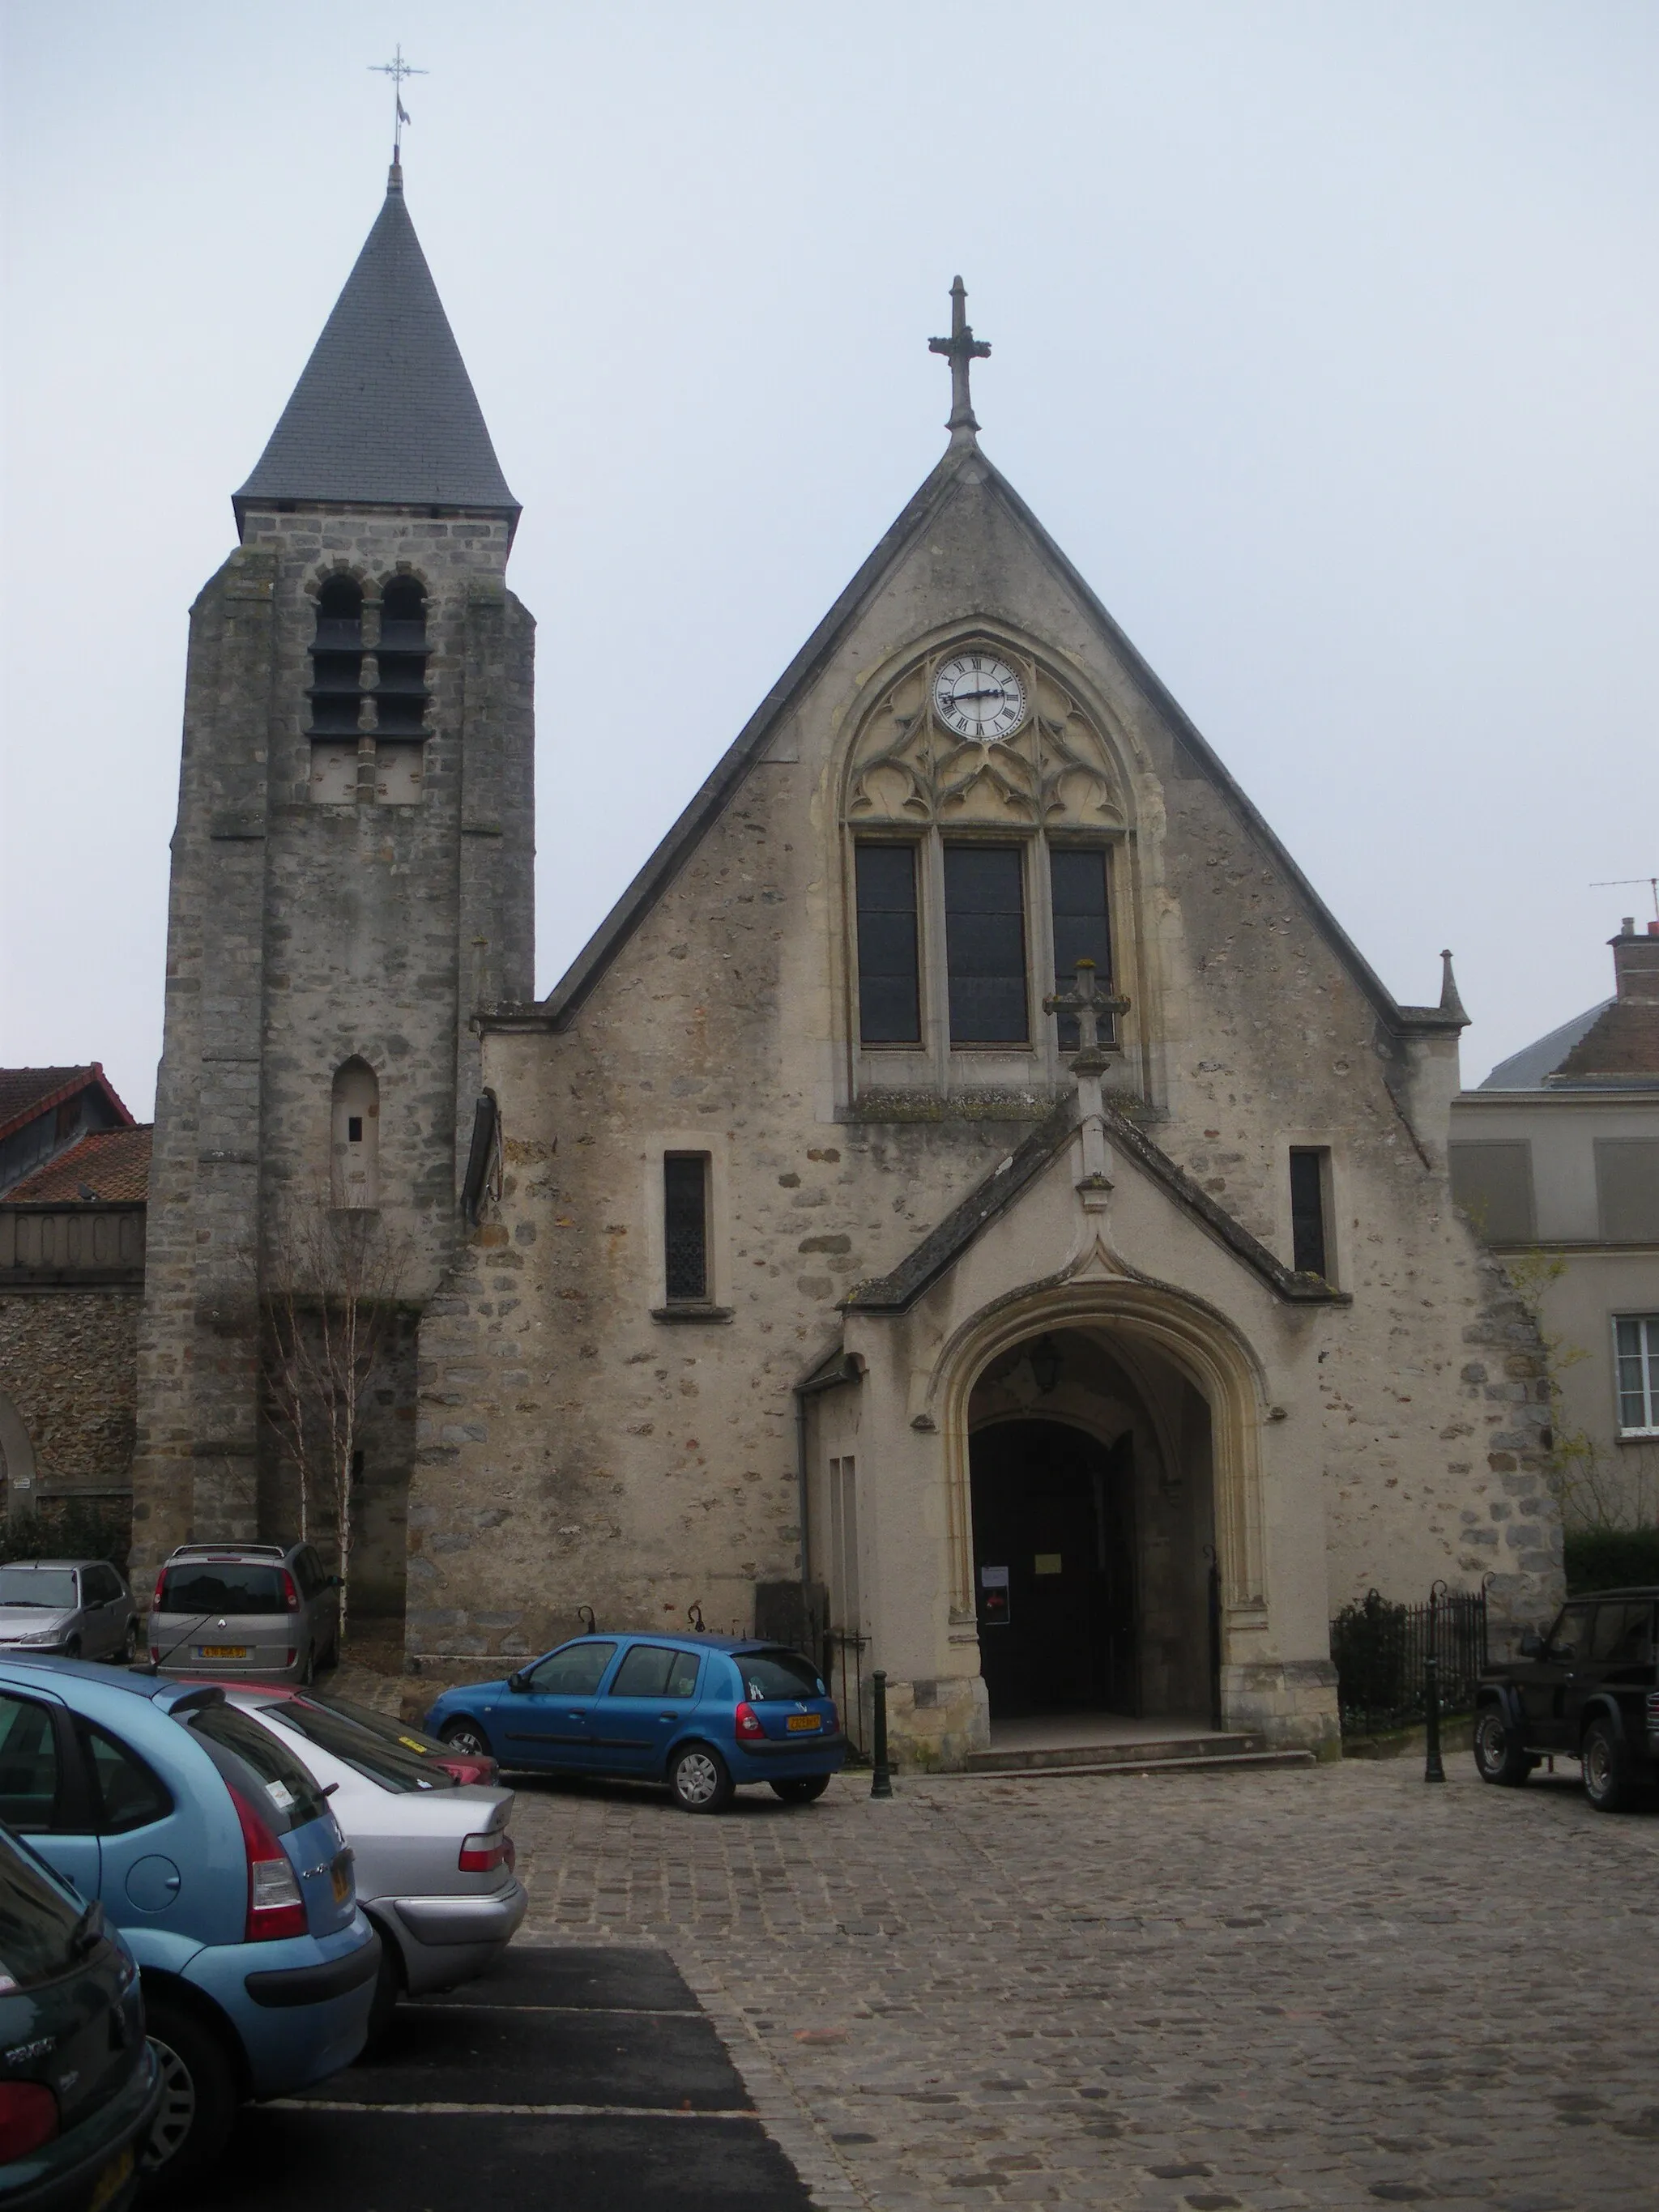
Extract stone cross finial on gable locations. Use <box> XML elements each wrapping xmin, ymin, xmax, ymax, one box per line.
<box><xmin>929</xmin><ymin>277</ymin><xmax>991</xmax><ymax>441</ymax></box>
<box><xmin>1043</xmin><ymin>958</ymin><xmax>1130</xmax><ymax>1077</ymax></box>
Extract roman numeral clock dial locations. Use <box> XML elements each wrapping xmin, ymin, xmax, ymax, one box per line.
<box><xmin>932</xmin><ymin>654</ymin><xmax>1027</xmax><ymax>741</ymax></box>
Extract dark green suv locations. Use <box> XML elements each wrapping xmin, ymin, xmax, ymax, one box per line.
<box><xmin>1473</xmin><ymin>1586</ymin><xmax>1659</xmax><ymax>1813</ymax></box>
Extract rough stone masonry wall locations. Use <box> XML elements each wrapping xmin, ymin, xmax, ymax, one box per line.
<box><xmin>131</xmin><ymin>503</ymin><xmax>533</xmax><ymax>1595</ymax></box>
<box><xmin>0</xmin><ymin>1292</ymin><xmax>140</xmax><ymax>1510</ymax></box>
<box><xmin>403</xmin><ymin>459</ymin><xmax>1559</xmax><ymax>1672</ymax></box>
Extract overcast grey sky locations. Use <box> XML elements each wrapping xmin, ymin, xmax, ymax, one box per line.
<box><xmin>3</xmin><ymin>2</ymin><xmax>1655</xmax><ymax>1118</ymax></box>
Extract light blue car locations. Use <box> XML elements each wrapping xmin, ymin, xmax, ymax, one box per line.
<box><xmin>0</xmin><ymin>1658</ymin><xmax>380</xmax><ymax>2184</ymax></box>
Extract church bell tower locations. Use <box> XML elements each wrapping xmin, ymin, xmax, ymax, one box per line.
<box><xmin>130</xmin><ymin>157</ymin><xmax>535</xmax><ymax>1603</ymax></box>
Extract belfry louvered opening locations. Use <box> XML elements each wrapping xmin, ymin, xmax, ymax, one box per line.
<box><xmin>307</xmin><ymin>575</ymin><xmax>365</xmax><ymax>735</ymax></box>
<box><xmin>374</xmin><ymin>573</ymin><xmax>429</xmax><ymax>735</ymax></box>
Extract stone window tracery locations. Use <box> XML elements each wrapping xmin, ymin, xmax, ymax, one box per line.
<box><xmin>842</xmin><ymin>640</ymin><xmax>1130</xmax><ymax>1092</ymax></box>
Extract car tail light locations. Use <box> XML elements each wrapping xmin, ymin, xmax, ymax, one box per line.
<box><xmin>735</xmin><ymin>1700</ymin><xmax>765</xmax><ymax>1742</ymax></box>
<box><xmin>285</xmin><ymin>1649</ymin><xmax>297</xmax><ymax>1669</ymax></box>
<box><xmin>0</xmin><ymin>2081</ymin><xmax>58</xmax><ymax>2161</ymax></box>
<box><xmin>229</xmin><ymin>1784</ymin><xmax>308</xmax><ymax>1941</ymax></box>
<box><xmin>151</xmin><ymin>1571</ymin><xmax>166</xmax><ymax>1613</ymax></box>
<box><xmin>459</xmin><ymin>1830</ymin><xmax>506</xmax><ymax>1874</ymax></box>
<box><xmin>281</xmin><ymin>1571</ymin><xmax>301</xmax><ymax>1611</ymax></box>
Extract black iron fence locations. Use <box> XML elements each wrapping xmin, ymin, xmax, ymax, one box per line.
<box><xmin>1332</xmin><ymin>1582</ymin><xmax>1488</xmax><ymax>1737</ymax></box>
<box><xmin>824</xmin><ymin>1628</ymin><xmax>869</xmax><ymax>1758</ymax></box>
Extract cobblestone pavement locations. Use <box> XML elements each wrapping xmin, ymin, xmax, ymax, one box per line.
<box><xmin>494</xmin><ymin>1757</ymin><xmax>1659</xmax><ymax>2212</ymax></box>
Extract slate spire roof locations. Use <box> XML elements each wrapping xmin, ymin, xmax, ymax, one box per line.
<box><xmin>234</xmin><ymin>160</ymin><xmax>518</xmax><ymax>529</ymax></box>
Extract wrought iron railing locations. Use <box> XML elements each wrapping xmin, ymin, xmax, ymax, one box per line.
<box><xmin>1331</xmin><ymin>1581</ymin><xmax>1488</xmax><ymax>1737</ymax></box>
<box><xmin>824</xmin><ymin>1627</ymin><xmax>869</xmax><ymax>1758</ymax></box>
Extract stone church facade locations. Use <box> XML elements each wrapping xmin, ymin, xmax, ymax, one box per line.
<box><xmin>133</xmin><ymin>168</ymin><xmax>1561</xmax><ymax>1762</ymax></box>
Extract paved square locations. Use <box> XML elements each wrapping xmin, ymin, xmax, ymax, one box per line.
<box><xmin>504</xmin><ymin>1758</ymin><xmax>1659</xmax><ymax>2210</ymax></box>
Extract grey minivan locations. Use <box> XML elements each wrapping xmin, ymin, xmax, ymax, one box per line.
<box><xmin>147</xmin><ymin>1541</ymin><xmax>341</xmax><ymax>1680</ymax></box>
<box><xmin>0</xmin><ymin>1558</ymin><xmax>139</xmax><ymax>1661</ymax></box>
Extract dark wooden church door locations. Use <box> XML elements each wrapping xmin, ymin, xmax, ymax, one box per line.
<box><xmin>970</xmin><ymin>1420</ymin><xmax>1139</xmax><ymax>1719</ymax></box>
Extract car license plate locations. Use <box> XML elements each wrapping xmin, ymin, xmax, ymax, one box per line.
<box><xmin>197</xmin><ymin>1644</ymin><xmax>248</xmax><ymax>1660</ymax></box>
<box><xmin>331</xmin><ymin>1853</ymin><xmax>352</xmax><ymax>1906</ymax></box>
<box><xmin>787</xmin><ymin>1713</ymin><xmax>822</xmax><ymax>1732</ymax></box>
<box><xmin>87</xmin><ymin>2142</ymin><xmax>134</xmax><ymax>2212</ymax></box>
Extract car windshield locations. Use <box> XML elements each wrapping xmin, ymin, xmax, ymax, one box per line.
<box><xmin>0</xmin><ymin>1828</ymin><xmax>88</xmax><ymax>1991</ymax></box>
<box><xmin>181</xmin><ymin>1700</ymin><xmax>331</xmax><ymax>1834</ymax></box>
<box><xmin>0</xmin><ymin>1569</ymin><xmax>76</xmax><ymax>1609</ymax></box>
<box><xmin>264</xmin><ymin>1699</ymin><xmax>454</xmax><ymax>1792</ymax></box>
<box><xmin>161</xmin><ymin>1563</ymin><xmax>286</xmax><ymax>1615</ymax></box>
<box><xmin>737</xmin><ymin>1649</ymin><xmax>828</xmax><ymax>1700</ymax></box>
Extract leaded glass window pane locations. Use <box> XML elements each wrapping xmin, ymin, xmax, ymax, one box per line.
<box><xmin>663</xmin><ymin>1155</ymin><xmax>708</xmax><ymax>1303</ymax></box>
<box><xmin>855</xmin><ymin>845</ymin><xmax>921</xmax><ymax>1044</ymax></box>
<box><xmin>945</xmin><ymin>845</ymin><xmax>1027</xmax><ymax>1045</ymax></box>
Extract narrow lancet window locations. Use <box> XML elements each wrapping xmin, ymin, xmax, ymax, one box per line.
<box><xmin>1049</xmin><ymin>848</ymin><xmax>1111</xmax><ymax>1051</ymax></box>
<box><xmin>945</xmin><ymin>844</ymin><xmax>1028</xmax><ymax>1045</ymax></box>
<box><xmin>331</xmin><ymin>1059</ymin><xmax>380</xmax><ymax>1208</ymax></box>
<box><xmin>663</xmin><ymin>1155</ymin><xmax>710</xmax><ymax>1303</ymax></box>
<box><xmin>373</xmin><ymin>574</ymin><xmax>429</xmax><ymax>737</ymax></box>
<box><xmin>1289</xmin><ymin>1149</ymin><xmax>1329</xmax><ymax>1279</ymax></box>
<box><xmin>855</xmin><ymin>844</ymin><xmax>922</xmax><ymax>1045</ymax></box>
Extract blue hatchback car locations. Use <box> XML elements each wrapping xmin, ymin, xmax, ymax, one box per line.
<box><xmin>425</xmin><ymin>1637</ymin><xmax>846</xmax><ymax>1813</ymax></box>
<box><xmin>0</xmin><ymin>1659</ymin><xmax>380</xmax><ymax>2184</ymax></box>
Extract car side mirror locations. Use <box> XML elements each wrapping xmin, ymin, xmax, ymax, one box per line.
<box><xmin>507</xmin><ymin>1669</ymin><xmax>528</xmax><ymax>1693</ymax></box>
<box><xmin>1517</xmin><ymin>1630</ymin><xmax>1544</xmax><ymax>1658</ymax></box>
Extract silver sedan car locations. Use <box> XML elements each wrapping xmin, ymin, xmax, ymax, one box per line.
<box><xmin>221</xmin><ymin>1686</ymin><xmax>527</xmax><ymax>2037</ymax></box>
<box><xmin>0</xmin><ymin>1559</ymin><xmax>138</xmax><ymax>1661</ymax></box>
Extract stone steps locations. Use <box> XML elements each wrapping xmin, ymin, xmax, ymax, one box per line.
<box><xmin>961</xmin><ymin>1731</ymin><xmax>1313</xmax><ymax>1778</ymax></box>
<box><xmin>956</xmin><ymin>1747</ymin><xmax>1318</xmax><ymax>1779</ymax></box>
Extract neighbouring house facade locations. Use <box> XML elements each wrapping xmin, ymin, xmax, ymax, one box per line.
<box><xmin>0</xmin><ymin>1068</ymin><xmax>151</xmax><ymax>1531</ymax></box>
<box><xmin>1451</xmin><ymin>919</ymin><xmax>1659</xmax><ymax>1532</ymax></box>
<box><xmin>130</xmin><ymin>166</ymin><xmax>1562</xmax><ymax>1763</ymax></box>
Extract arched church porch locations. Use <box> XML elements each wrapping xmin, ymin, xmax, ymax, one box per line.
<box><xmin>966</xmin><ymin>1325</ymin><xmax>1219</xmax><ymax>1753</ymax></box>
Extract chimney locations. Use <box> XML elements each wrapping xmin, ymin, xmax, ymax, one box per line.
<box><xmin>1611</xmin><ymin>916</ymin><xmax>1659</xmax><ymax>1001</ymax></box>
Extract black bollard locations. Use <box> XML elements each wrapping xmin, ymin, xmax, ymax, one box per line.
<box><xmin>870</xmin><ymin>1669</ymin><xmax>893</xmax><ymax>1800</ymax></box>
<box><xmin>1423</xmin><ymin>1652</ymin><xmax>1445</xmax><ymax>1784</ymax></box>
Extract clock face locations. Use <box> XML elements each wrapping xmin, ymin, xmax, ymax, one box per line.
<box><xmin>932</xmin><ymin>653</ymin><xmax>1027</xmax><ymax>742</ymax></box>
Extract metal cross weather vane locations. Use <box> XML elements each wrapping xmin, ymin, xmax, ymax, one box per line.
<box><xmin>929</xmin><ymin>277</ymin><xmax>991</xmax><ymax>441</ymax></box>
<box><xmin>370</xmin><ymin>45</ymin><xmax>427</xmax><ymax>162</ymax></box>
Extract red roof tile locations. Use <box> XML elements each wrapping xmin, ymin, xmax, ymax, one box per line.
<box><xmin>2</xmin><ymin>1127</ymin><xmax>153</xmax><ymax>1204</ymax></box>
<box><xmin>0</xmin><ymin>1065</ymin><xmax>136</xmax><ymax>1144</ymax></box>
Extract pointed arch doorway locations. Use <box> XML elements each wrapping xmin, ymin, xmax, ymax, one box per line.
<box><xmin>967</xmin><ymin>1325</ymin><xmax>1218</xmax><ymax>1731</ymax></box>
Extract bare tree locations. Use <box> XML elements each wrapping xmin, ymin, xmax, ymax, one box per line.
<box><xmin>259</xmin><ymin>1196</ymin><xmax>409</xmax><ymax>1640</ymax></box>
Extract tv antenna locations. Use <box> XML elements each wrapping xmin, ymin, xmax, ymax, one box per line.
<box><xmin>1589</xmin><ymin>876</ymin><xmax>1659</xmax><ymax>921</ymax></box>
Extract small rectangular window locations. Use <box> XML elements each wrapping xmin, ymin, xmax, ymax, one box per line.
<box><xmin>855</xmin><ymin>845</ymin><xmax>921</xmax><ymax>1044</ymax></box>
<box><xmin>663</xmin><ymin>1154</ymin><xmax>710</xmax><ymax>1304</ymax></box>
<box><xmin>1614</xmin><ymin>1315</ymin><xmax>1659</xmax><ymax>1434</ymax></box>
<box><xmin>1289</xmin><ymin>1149</ymin><xmax>1329</xmax><ymax>1279</ymax></box>
<box><xmin>347</xmin><ymin>1117</ymin><xmax>364</xmax><ymax>1144</ymax></box>
<box><xmin>1448</xmin><ymin>1140</ymin><xmax>1536</xmax><ymax>1244</ymax></box>
<box><xmin>1595</xmin><ymin>1141</ymin><xmax>1659</xmax><ymax>1243</ymax></box>
<box><xmin>1048</xmin><ymin>847</ymin><xmax>1111</xmax><ymax>1050</ymax></box>
<box><xmin>945</xmin><ymin>844</ymin><xmax>1028</xmax><ymax>1045</ymax></box>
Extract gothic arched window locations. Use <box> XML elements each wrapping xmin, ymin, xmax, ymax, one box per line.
<box><xmin>331</xmin><ymin>1059</ymin><xmax>380</xmax><ymax>1209</ymax></box>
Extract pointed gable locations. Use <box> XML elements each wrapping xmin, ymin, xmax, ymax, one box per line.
<box><xmin>234</xmin><ymin>165</ymin><xmax>518</xmax><ymax>528</ymax></box>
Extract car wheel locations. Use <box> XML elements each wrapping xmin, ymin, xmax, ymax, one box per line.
<box><xmin>120</xmin><ymin>1619</ymin><xmax>139</xmax><ymax>1664</ymax></box>
<box><xmin>1472</xmin><ymin>1706</ymin><xmax>1532</xmax><ymax>1788</ymax></box>
<box><xmin>1582</xmin><ymin>1717</ymin><xmax>1634</xmax><ymax>1813</ymax></box>
<box><xmin>770</xmin><ymin>1775</ymin><xmax>831</xmax><ymax>1804</ymax></box>
<box><xmin>670</xmin><ymin>1743</ymin><xmax>734</xmax><ymax>1814</ymax></box>
<box><xmin>142</xmin><ymin>1993</ymin><xmax>238</xmax><ymax>2184</ymax></box>
<box><xmin>440</xmin><ymin>1719</ymin><xmax>491</xmax><ymax>1758</ymax></box>
<box><xmin>297</xmin><ymin>1643</ymin><xmax>315</xmax><ymax>1686</ymax></box>
<box><xmin>62</xmin><ymin>1637</ymin><xmax>81</xmax><ymax>1662</ymax></box>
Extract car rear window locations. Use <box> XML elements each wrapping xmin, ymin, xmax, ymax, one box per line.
<box><xmin>0</xmin><ymin>1567</ymin><xmax>76</xmax><ymax>1609</ymax></box>
<box><xmin>736</xmin><ymin>1649</ymin><xmax>828</xmax><ymax>1700</ymax></box>
<box><xmin>265</xmin><ymin>1699</ymin><xmax>454</xmax><ymax>1793</ymax></box>
<box><xmin>316</xmin><ymin>1694</ymin><xmax>452</xmax><ymax>1760</ymax></box>
<box><xmin>180</xmin><ymin>1701</ymin><xmax>331</xmax><ymax>1833</ymax></box>
<box><xmin>160</xmin><ymin>1563</ymin><xmax>288</xmax><ymax>1615</ymax></box>
<box><xmin>0</xmin><ymin>1828</ymin><xmax>86</xmax><ymax>1991</ymax></box>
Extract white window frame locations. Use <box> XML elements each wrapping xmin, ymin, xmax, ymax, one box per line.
<box><xmin>1613</xmin><ymin>1313</ymin><xmax>1659</xmax><ymax>1437</ymax></box>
